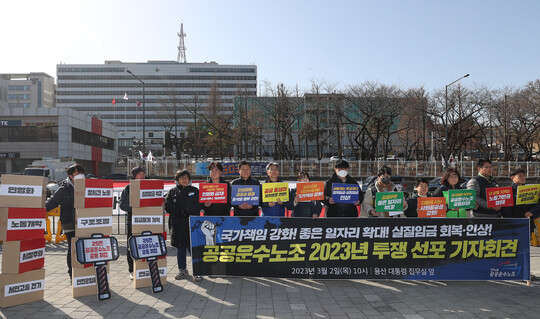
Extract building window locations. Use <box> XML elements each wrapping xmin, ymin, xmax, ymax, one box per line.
<box><xmin>71</xmin><ymin>127</ymin><xmax>115</xmax><ymax>150</ymax></box>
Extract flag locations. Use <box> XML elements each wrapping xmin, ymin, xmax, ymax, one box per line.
<box><xmin>441</xmin><ymin>155</ymin><xmax>446</xmax><ymax>168</ymax></box>
<box><xmin>136</xmin><ymin>100</ymin><xmax>141</xmax><ymax>107</ymax></box>
<box><xmin>123</xmin><ymin>93</ymin><xmax>129</xmax><ymax>100</ymax></box>
<box><xmin>448</xmin><ymin>154</ymin><xmax>457</xmax><ymax>168</ymax></box>
<box><xmin>147</xmin><ymin>151</ymin><xmax>155</xmax><ymax>163</ymax></box>
<box><xmin>112</xmin><ymin>98</ymin><xmax>116</xmax><ymax>105</ymax></box>
<box><xmin>138</xmin><ymin>150</ymin><xmax>144</xmax><ymax>159</ymax></box>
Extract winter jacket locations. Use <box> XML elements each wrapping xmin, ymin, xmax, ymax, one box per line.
<box><xmin>260</xmin><ymin>178</ymin><xmax>291</xmax><ymax>217</ymax></box>
<box><xmin>164</xmin><ymin>184</ymin><xmax>201</xmax><ymax>248</ymax></box>
<box><xmin>45</xmin><ymin>178</ymin><xmax>75</xmax><ymax>232</ymax></box>
<box><xmin>289</xmin><ymin>188</ymin><xmax>322</xmax><ymax>218</ymax></box>
<box><xmin>202</xmin><ymin>177</ymin><xmax>232</xmax><ymax>216</ymax></box>
<box><xmin>501</xmin><ymin>182</ymin><xmax>537</xmax><ymax>218</ymax></box>
<box><xmin>119</xmin><ymin>184</ymin><xmax>133</xmax><ymax>225</ymax></box>
<box><xmin>404</xmin><ymin>193</ymin><xmax>430</xmax><ymax>217</ymax></box>
<box><xmin>467</xmin><ymin>175</ymin><xmax>500</xmax><ymax>216</ymax></box>
<box><xmin>231</xmin><ymin>176</ymin><xmax>261</xmax><ymax>216</ymax></box>
<box><xmin>323</xmin><ymin>173</ymin><xmax>363</xmax><ymax>217</ymax></box>
<box><xmin>360</xmin><ymin>182</ymin><xmax>400</xmax><ymax>218</ymax></box>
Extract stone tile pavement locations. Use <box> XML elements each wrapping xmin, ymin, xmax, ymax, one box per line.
<box><xmin>1</xmin><ymin>237</ymin><xmax>539</xmax><ymax>319</ymax></box>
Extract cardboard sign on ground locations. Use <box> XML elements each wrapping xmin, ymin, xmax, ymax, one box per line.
<box><xmin>72</xmin><ymin>265</ymin><xmax>109</xmax><ymax>298</ymax></box>
<box><xmin>133</xmin><ymin>259</ymin><xmax>167</xmax><ymax>289</ymax></box>
<box><xmin>75</xmin><ymin>208</ymin><xmax>113</xmax><ymax>237</ymax></box>
<box><xmin>1</xmin><ymin>238</ymin><xmax>45</xmax><ymax>274</ymax></box>
<box><xmin>129</xmin><ymin>179</ymin><xmax>164</xmax><ymax>208</ymax></box>
<box><xmin>0</xmin><ymin>175</ymin><xmax>47</xmax><ymax>208</ymax></box>
<box><xmin>74</xmin><ymin>179</ymin><xmax>114</xmax><ymax>208</ymax></box>
<box><xmin>0</xmin><ymin>208</ymin><xmax>46</xmax><ymax>241</ymax></box>
<box><xmin>0</xmin><ymin>268</ymin><xmax>45</xmax><ymax>308</ymax></box>
<box><xmin>131</xmin><ymin>207</ymin><xmax>164</xmax><ymax>235</ymax></box>
<box><xmin>70</xmin><ymin>237</ymin><xmax>94</xmax><ymax>269</ymax></box>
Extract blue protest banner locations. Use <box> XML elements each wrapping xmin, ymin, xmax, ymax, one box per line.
<box><xmin>231</xmin><ymin>185</ymin><xmax>260</xmax><ymax>206</ymax></box>
<box><xmin>331</xmin><ymin>183</ymin><xmax>360</xmax><ymax>204</ymax></box>
<box><xmin>190</xmin><ymin>217</ymin><xmax>531</xmax><ymax>281</ymax></box>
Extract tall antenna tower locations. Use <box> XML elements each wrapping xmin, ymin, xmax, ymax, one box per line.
<box><xmin>177</xmin><ymin>23</ymin><xmax>187</xmax><ymax>63</ymax></box>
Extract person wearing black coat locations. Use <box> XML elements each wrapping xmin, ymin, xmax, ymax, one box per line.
<box><xmin>164</xmin><ymin>169</ymin><xmax>203</xmax><ymax>281</ymax></box>
<box><xmin>323</xmin><ymin>160</ymin><xmax>363</xmax><ymax>217</ymax></box>
<box><xmin>118</xmin><ymin>166</ymin><xmax>146</xmax><ymax>279</ymax></box>
<box><xmin>202</xmin><ymin>162</ymin><xmax>231</xmax><ymax>216</ymax></box>
<box><xmin>404</xmin><ymin>178</ymin><xmax>430</xmax><ymax>217</ymax></box>
<box><xmin>231</xmin><ymin>161</ymin><xmax>261</xmax><ymax>216</ymax></box>
<box><xmin>45</xmin><ymin>164</ymin><xmax>85</xmax><ymax>281</ymax></box>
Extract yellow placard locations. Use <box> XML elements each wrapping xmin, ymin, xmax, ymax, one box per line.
<box><xmin>262</xmin><ymin>182</ymin><xmax>289</xmax><ymax>203</ymax></box>
<box><xmin>516</xmin><ymin>184</ymin><xmax>540</xmax><ymax>205</ymax></box>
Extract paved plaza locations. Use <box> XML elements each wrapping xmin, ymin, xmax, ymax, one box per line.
<box><xmin>1</xmin><ymin>237</ymin><xmax>539</xmax><ymax>319</ymax></box>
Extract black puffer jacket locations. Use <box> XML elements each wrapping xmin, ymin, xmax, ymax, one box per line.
<box><xmin>119</xmin><ymin>184</ymin><xmax>133</xmax><ymax>225</ymax></box>
<box><xmin>45</xmin><ymin>178</ymin><xmax>75</xmax><ymax>232</ymax></box>
<box><xmin>323</xmin><ymin>173</ymin><xmax>363</xmax><ymax>217</ymax></box>
<box><xmin>164</xmin><ymin>184</ymin><xmax>201</xmax><ymax>248</ymax></box>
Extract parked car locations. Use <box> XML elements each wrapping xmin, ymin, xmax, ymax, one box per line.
<box><xmin>360</xmin><ymin>176</ymin><xmax>377</xmax><ymax>192</ymax></box>
<box><xmin>103</xmin><ymin>173</ymin><xmax>128</xmax><ymax>180</ymax></box>
<box><xmin>329</xmin><ymin>156</ymin><xmax>340</xmax><ymax>162</ymax></box>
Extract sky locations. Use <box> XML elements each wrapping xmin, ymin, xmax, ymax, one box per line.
<box><xmin>2</xmin><ymin>0</ymin><xmax>539</xmax><ymax>93</ymax></box>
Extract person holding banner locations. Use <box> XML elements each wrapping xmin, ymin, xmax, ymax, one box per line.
<box><xmin>260</xmin><ymin>162</ymin><xmax>290</xmax><ymax>217</ymax></box>
<box><xmin>45</xmin><ymin>164</ymin><xmax>85</xmax><ymax>282</ymax></box>
<box><xmin>501</xmin><ymin>169</ymin><xmax>540</xmax><ymax>241</ymax></box>
<box><xmin>466</xmin><ymin>159</ymin><xmax>502</xmax><ymax>218</ymax></box>
<box><xmin>164</xmin><ymin>169</ymin><xmax>203</xmax><ymax>282</ymax></box>
<box><xmin>404</xmin><ymin>178</ymin><xmax>429</xmax><ymax>217</ymax></box>
<box><xmin>119</xmin><ymin>166</ymin><xmax>146</xmax><ymax>279</ymax></box>
<box><xmin>290</xmin><ymin>171</ymin><xmax>322</xmax><ymax>218</ymax></box>
<box><xmin>232</xmin><ymin>161</ymin><xmax>261</xmax><ymax>216</ymax></box>
<box><xmin>202</xmin><ymin>162</ymin><xmax>231</xmax><ymax>216</ymax></box>
<box><xmin>361</xmin><ymin>165</ymin><xmax>406</xmax><ymax>217</ymax></box>
<box><xmin>323</xmin><ymin>160</ymin><xmax>363</xmax><ymax>217</ymax></box>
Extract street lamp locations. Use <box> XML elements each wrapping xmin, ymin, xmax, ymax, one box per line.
<box><xmin>444</xmin><ymin>73</ymin><xmax>470</xmax><ymax>165</ymax></box>
<box><xmin>126</xmin><ymin>70</ymin><xmax>146</xmax><ymax>161</ymax></box>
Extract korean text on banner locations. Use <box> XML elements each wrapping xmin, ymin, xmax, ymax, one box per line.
<box><xmin>198</xmin><ymin>183</ymin><xmax>228</xmax><ymax>204</ymax></box>
<box><xmin>446</xmin><ymin>189</ymin><xmax>476</xmax><ymax>210</ymax></box>
<box><xmin>295</xmin><ymin>182</ymin><xmax>324</xmax><ymax>202</ymax></box>
<box><xmin>231</xmin><ymin>185</ymin><xmax>260</xmax><ymax>206</ymax></box>
<box><xmin>516</xmin><ymin>184</ymin><xmax>540</xmax><ymax>205</ymax></box>
<box><xmin>417</xmin><ymin>197</ymin><xmax>447</xmax><ymax>218</ymax></box>
<box><xmin>331</xmin><ymin>183</ymin><xmax>360</xmax><ymax>204</ymax></box>
<box><xmin>487</xmin><ymin>187</ymin><xmax>514</xmax><ymax>208</ymax></box>
<box><xmin>262</xmin><ymin>182</ymin><xmax>289</xmax><ymax>203</ymax></box>
<box><xmin>375</xmin><ymin>192</ymin><xmax>404</xmax><ymax>213</ymax></box>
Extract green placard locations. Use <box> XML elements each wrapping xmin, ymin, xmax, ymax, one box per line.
<box><xmin>375</xmin><ymin>192</ymin><xmax>404</xmax><ymax>212</ymax></box>
<box><xmin>447</xmin><ymin>189</ymin><xmax>476</xmax><ymax>210</ymax></box>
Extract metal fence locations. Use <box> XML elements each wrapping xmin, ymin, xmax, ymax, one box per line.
<box><xmin>128</xmin><ymin>159</ymin><xmax>540</xmax><ymax>179</ymax></box>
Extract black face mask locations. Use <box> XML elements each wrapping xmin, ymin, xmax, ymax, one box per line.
<box><xmin>380</xmin><ymin>177</ymin><xmax>391</xmax><ymax>185</ymax></box>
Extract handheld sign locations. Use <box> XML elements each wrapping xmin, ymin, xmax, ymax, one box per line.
<box><xmin>486</xmin><ymin>187</ymin><xmax>514</xmax><ymax>208</ymax></box>
<box><xmin>262</xmin><ymin>182</ymin><xmax>289</xmax><ymax>203</ymax></box>
<box><xmin>295</xmin><ymin>182</ymin><xmax>324</xmax><ymax>201</ymax></box>
<box><xmin>516</xmin><ymin>184</ymin><xmax>540</xmax><ymax>205</ymax></box>
<box><xmin>198</xmin><ymin>183</ymin><xmax>228</xmax><ymax>204</ymax></box>
<box><xmin>446</xmin><ymin>189</ymin><xmax>476</xmax><ymax>210</ymax></box>
<box><xmin>375</xmin><ymin>192</ymin><xmax>404</xmax><ymax>213</ymax></box>
<box><xmin>75</xmin><ymin>234</ymin><xmax>119</xmax><ymax>301</ymax></box>
<box><xmin>331</xmin><ymin>183</ymin><xmax>360</xmax><ymax>204</ymax></box>
<box><xmin>417</xmin><ymin>197</ymin><xmax>447</xmax><ymax>218</ymax></box>
<box><xmin>128</xmin><ymin>232</ymin><xmax>168</xmax><ymax>293</ymax></box>
<box><xmin>231</xmin><ymin>185</ymin><xmax>260</xmax><ymax>206</ymax></box>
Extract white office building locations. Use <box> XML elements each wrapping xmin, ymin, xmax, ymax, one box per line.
<box><xmin>0</xmin><ymin>73</ymin><xmax>56</xmax><ymax>109</ymax></box>
<box><xmin>56</xmin><ymin>61</ymin><xmax>257</xmax><ymax>155</ymax></box>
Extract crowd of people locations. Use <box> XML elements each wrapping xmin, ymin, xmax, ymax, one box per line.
<box><xmin>45</xmin><ymin>158</ymin><xmax>540</xmax><ymax>283</ymax></box>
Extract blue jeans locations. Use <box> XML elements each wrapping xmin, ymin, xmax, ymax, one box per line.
<box><xmin>177</xmin><ymin>246</ymin><xmax>191</xmax><ymax>270</ymax></box>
